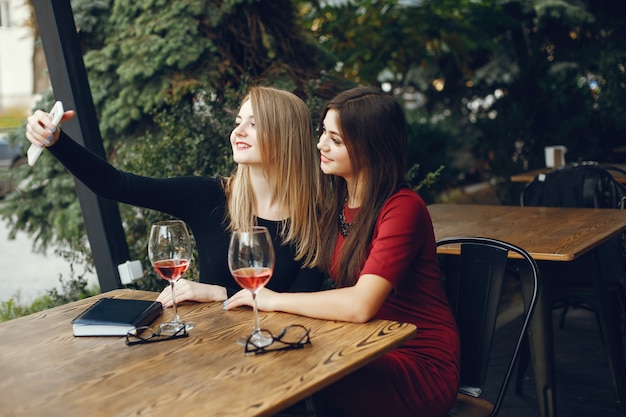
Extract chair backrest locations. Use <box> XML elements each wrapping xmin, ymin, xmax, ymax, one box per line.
<box><xmin>521</xmin><ymin>163</ymin><xmax>626</xmax><ymax>278</ymax></box>
<box><xmin>437</xmin><ymin>237</ymin><xmax>539</xmax><ymax>416</ymax></box>
<box><xmin>521</xmin><ymin>164</ymin><xmax>626</xmax><ymax>209</ymax></box>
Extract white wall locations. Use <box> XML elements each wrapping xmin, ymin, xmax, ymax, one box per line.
<box><xmin>0</xmin><ymin>0</ymin><xmax>35</xmax><ymax>112</ymax></box>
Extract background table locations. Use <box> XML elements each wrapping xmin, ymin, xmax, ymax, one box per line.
<box><xmin>0</xmin><ymin>289</ymin><xmax>416</xmax><ymax>417</ymax></box>
<box><xmin>510</xmin><ymin>163</ymin><xmax>626</xmax><ymax>184</ymax></box>
<box><xmin>428</xmin><ymin>203</ymin><xmax>626</xmax><ymax>417</ymax></box>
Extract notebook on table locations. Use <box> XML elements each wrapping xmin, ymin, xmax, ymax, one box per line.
<box><xmin>72</xmin><ymin>298</ymin><xmax>163</xmax><ymax>336</ymax></box>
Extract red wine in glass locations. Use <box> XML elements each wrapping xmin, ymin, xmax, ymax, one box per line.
<box><xmin>228</xmin><ymin>227</ymin><xmax>275</xmax><ymax>347</ymax></box>
<box><xmin>231</xmin><ymin>267</ymin><xmax>272</xmax><ymax>291</ymax></box>
<box><xmin>153</xmin><ymin>259</ymin><xmax>190</xmax><ymax>281</ymax></box>
<box><xmin>148</xmin><ymin>220</ymin><xmax>195</xmax><ymax>335</ymax></box>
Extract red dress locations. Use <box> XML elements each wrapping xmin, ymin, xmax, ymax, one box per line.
<box><xmin>318</xmin><ymin>189</ymin><xmax>461</xmax><ymax>417</ymax></box>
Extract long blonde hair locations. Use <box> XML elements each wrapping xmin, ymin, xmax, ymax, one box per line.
<box><xmin>225</xmin><ymin>86</ymin><xmax>321</xmax><ymax>267</ymax></box>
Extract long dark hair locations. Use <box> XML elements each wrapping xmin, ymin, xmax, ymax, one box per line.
<box><xmin>318</xmin><ymin>86</ymin><xmax>408</xmax><ymax>287</ymax></box>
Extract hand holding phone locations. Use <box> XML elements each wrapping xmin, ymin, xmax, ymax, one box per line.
<box><xmin>27</xmin><ymin>101</ymin><xmax>64</xmax><ymax>167</ymax></box>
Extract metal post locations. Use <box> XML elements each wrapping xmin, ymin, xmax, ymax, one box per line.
<box><xmin>32</xmin><ymin>0</ymin><xmax>129</xmax><ymax>291</ymax></box>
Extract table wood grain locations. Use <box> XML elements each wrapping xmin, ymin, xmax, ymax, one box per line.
<box><xmin>510</xmin><ymin>163</ymin><xmax>626</xmax><ymax>184</ymax></box>
<box><xmin>0</xmin><ymin>289</ymin><xmax>416</xmax><ymax>417</ymax></box>
<box><xmin>429</xmin><ymin>203</ymin><xmax>626</xmax><ymax>261</ymax></box>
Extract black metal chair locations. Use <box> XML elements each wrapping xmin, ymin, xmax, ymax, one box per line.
<box><xmin>517</xmin><ymin>163</ymin><xmax>626</xmax><ymax>411</ymax></box>
<box><xmin>520</xmin><ymin>162</ymin><xmax>626</xmax><ymax>210</ymax></box>
<box><xmin>437</xmin><ymin>237</ymin><xmax>539</xmax><ymax>417</ymax></box>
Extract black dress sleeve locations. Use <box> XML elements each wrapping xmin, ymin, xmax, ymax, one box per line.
<box><xmin>287</xmin><ymin>267</ymin><xmax>327</xmax><ymax>292</ymax></box>
<box><xmin>48</xmin><ymin>131</ymin><xmax>324</xmax><ymax>296</ymax></box>
<box><xmin>48</xmin><ymin>131</ymin><xmax>214</xmax><ymax>220</ymax></box>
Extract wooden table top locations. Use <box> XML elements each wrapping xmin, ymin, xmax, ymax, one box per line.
<box><xmin>429</xmin><ymin>203</ymin><xmax>626</xmax><ymax>261</ymax></box>
<box><xmin>0</xmin><ymin>289</ymin><xmax>416</xmax><ymax>417</ymax></box>
<box><xmin>510</xmin><ymin>163</ymin><xmax>626</xmax><ymax>183</ymax></box>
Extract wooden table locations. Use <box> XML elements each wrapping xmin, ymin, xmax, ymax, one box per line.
<box><xmin>510</xmin><ymin>163</ymin><xmax>626</xmax><ymax>184</ymax></box>
<box><xmin>0</xmin><ymin>289</ymin><xmax>416</xmax><ymax>417</ymax></box>
<box><xmin>428</xmin><ymin>203</ymin><xmax>626</xmax><ymax>417</ymax></box>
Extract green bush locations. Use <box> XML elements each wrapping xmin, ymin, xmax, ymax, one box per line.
<box><xmin>0</xmin><ymin>271</ymin><xmax>99</xmax><ymax>323</ymax></box>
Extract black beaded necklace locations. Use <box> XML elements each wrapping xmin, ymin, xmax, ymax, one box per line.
<box><xmin>339</xmin><ymin>206</ymin><xmax>351</xmax><ymax>238</ymax></box>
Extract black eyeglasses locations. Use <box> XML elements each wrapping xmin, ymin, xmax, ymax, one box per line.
<box><xmin>126</xmin><ymin>325</ymin><xmax>189</xmax><ymax>346</ymax></box>
<box><xmin>244</xmin><ymin>324</ymin><xmax>312</xmax><ymax>355</ymax></box>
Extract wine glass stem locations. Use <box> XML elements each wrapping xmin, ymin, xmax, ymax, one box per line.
<box><xmin>170</xmin><ymin>281</ymin><xmax>181</xmax><ymax>323</ymax></box>
<box><xmin>252</xmin><ymin>291</ymin><xmax>261</xmax><ymax>334</ymax></box>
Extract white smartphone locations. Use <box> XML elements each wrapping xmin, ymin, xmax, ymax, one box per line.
<box><xmin>27</xmin><ymin>101</ymin><xmax>64</xmax><ymax>167</ymax></box>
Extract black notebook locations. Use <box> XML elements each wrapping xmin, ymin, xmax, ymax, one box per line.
<box><xmin>72</xmin><ymin>298</ymin><xmax>163</xmax><ymax>336</ymax></box>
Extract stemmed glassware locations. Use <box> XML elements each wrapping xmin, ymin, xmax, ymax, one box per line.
<box><xmin>228</xmin><ymin>226</ymin><xmax>275</xmax><ymax>347</ymax></box>
<box><xmin>148</xmin><ymin>220</ymin><xmax>195</xmax><ymax>335</ymax></box>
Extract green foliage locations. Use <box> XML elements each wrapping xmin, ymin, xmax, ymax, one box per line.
<box><xmin>1</xmin><ymin>0</ymin><xmax>329</xmax><ymax>281</ymax></box>
<box><xmin>6</xmin><ymin>0</ymin><xmax>625</xmax><ymax>303</ymax></box>
<box><xmin>404</xmin><ymin>106</ymin><xmax>453</xmax><ymax>201</ymax></box>
<box><xmin>71</xmin><ymin>0</ymin><xmax>113</xmax><ymax>47</ymax></box>
<box><xmin>408</xmin><ymin>164</ymin><xmax>445</xmax><ymax>193</ymax></box>
<box><xmin>79</xmin><ymin>0</ymin><xmax>328</xmax><ymax>139</ymax></box>
<box><xmin>301</xmin><ymin>0</ymin><xmax>504</xmax><ymax>92</ymax></box>
<box><xmin>0</xmin><ymin>298</ymin><xmax>35</xmax><ymax>322</ymax></box>
<box><xmin>0</xmin><ymin>93</ymin><xmax>91</xmax><ymax>255</ymax></box>
<box><xmin>0</xmin><ymin>111</ymin><xmax>26</xmax><ymax>130</ymax></box>
<box><xmin>44</xmin><ymin>270</ymin><xmax>100</xmax><ymax>306</ymax></box>
<box><xmin>300</xmin><ymin>0</ymin><xmax>512</xmax><ymax>193</ymax></box>
<box><xmin>113</xmin><ymin>86</ymin><xmax>243</xmax><ymax>290</ymax></box>
<box><xmin>470</xmin><ymin>0</ymin><xmax>626</xmax><ymax>203</ymax></box>
<box><xmin>0</xmin><ymin>263</ymin><xmax>98</xmax><ymax>323</ymax></box>
<box><xmin>83</xmin><ymin>0</ymin><xmax>216</xmax><ymax>138</ymax></box>
<box><xmin>303</xmin><ymin>0</ymin><xmax>626</xmax><ymax>204</ymax></box>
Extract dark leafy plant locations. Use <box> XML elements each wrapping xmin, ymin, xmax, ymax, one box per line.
<box><xmin>111</xmin><ymin>85</ymin><xmax>244</xmax><ymax>290</ymax></box>
<box><xmin>1</xmin><ymin>0</ymin><xmax>329</xmax><ymax>292</ymax></box>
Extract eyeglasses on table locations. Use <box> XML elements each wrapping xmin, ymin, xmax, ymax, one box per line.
<box><xmin>245</xmin><ymin>324</ymin><xmax>311</xmax><ymax>355</ymax></box>
<box><xmin>126</xmin><ymin>325</ymin><xmax>189</xmax><ymax>346</ymax></box>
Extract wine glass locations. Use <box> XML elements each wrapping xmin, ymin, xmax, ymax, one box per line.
<box><xmin>228</xmin><ymin>226</ymin><xmax>275</xmax><ymax>347</ymax></box>
<box><xmin>148</xmin><ymin>220</ymin><xmax>195</xmax><ymax>335</ymax></box>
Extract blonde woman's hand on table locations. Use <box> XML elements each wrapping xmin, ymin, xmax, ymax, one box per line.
<box><xmin>156</xmin><ymin>279</ymin><xmax>227</xmax><ymax>307</ymax></box>
<box><xmin>223</xmin><ymin>287</ymin><xmax>279</xmax><ymax>312</ymax></box>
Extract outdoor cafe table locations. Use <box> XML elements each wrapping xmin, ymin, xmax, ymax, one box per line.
<box><xmin>0</xmin><ymin>289</ymin><xmax>416</xmax><ymax>417</ymax></box>
<box><xmin>428</xmin><ymin>203</ymin><xmax>626</xmax><ymax>417</ymax></box>
<box><xmin>509</xmin><ymin>162</ymin><xmax>626</xmax><ymax>184</ymax></box>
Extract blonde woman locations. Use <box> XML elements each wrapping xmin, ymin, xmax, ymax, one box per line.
<box><xmin>25</xmin><ymin>86</ymin><xmax>324</xmax><ymax>305</ymax></box>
